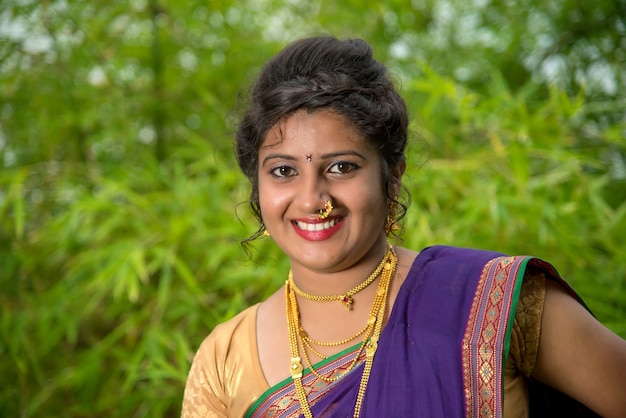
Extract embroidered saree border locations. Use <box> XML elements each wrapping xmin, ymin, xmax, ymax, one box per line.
<box><xmin>462</xmin><ymin>255</ymin><xmax>529</xmax><ymax>418</ymax></box>
<box><xmin>246</xmin><ymin>344</ymin><xmax>365</xmax><ymax>418</ymax></box>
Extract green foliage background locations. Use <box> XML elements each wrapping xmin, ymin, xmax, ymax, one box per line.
<box><xmin>1</xmin><ymin>0</ymin><xmax>624</xmax><ymax>416</ymax></box>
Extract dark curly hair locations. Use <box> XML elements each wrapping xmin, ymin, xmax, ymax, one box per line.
<box><xmin>235</xmin><ymin>36</ymin><xmax>410</xmax><ymax>243</ymax></box>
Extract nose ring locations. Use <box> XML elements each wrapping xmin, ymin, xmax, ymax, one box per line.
<box><xmin>318</xmin><ymin>200</ymin><xmax>333</xmax><ymax>220</ymax></box>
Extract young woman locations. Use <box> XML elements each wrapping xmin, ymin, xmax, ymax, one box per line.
<box><xmin>182</xmin><ymin>36</ymin><xmax>626</xmax><ymax>417</ymax></box>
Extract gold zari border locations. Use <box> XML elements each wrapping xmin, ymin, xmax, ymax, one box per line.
<box><xmin>462</xmin><ymin>256</ymin><xmax>526</xmax><ymax>418</ymax></box>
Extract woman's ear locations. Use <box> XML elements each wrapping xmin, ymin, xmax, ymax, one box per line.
<box><xmin>390</xmin><ymin>161</ymin><xmax>406</xmax><ymax>197</ymax></box>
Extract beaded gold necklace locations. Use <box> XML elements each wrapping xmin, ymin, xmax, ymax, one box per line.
<box><xmin>299</xmin><ymin>319</ymin><xmax>370</xmax><ymax>361</ymax></box>
<box><xmin>287</xmin><ymin>245</ymin><xmax>391</xmax><ymax>311</ymax></box>
<box><xmin>285</xmin><ymin>245</ymin><xmax>398</xmax><ymax>418</ymax></box>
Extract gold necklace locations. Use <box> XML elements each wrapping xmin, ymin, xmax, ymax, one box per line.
<box><xmin>287</xmin><ymin>288</ymin><xmax>371</xmax><ymax>384</ymax></box>
<box><xmin>299</xmin><ymin>321</ymin><xmax>370</xmax><ymax>361</ymax></box>
<box><xmin>285</xmin><ymin>245</ymin><xmax>398</xmax><ymax>418</ymax></box>
<box><xmin>299</xmin><ymin>317</ymin><xmax>371</xmax><ymax>356</ymax></box>
<box><xmin>288</xmin><ymin>245</ymin><xmax>392</xmax><ymax>311</ymax></box>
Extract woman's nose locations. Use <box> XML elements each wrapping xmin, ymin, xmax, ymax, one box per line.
<box><xmin>297</xmin><ymin>174</ymin><xmax>331</xmax><ymax>216</ymax></box>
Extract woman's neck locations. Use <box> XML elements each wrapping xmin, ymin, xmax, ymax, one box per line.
<box><xmin>288</xmin><ymin>238</ymin><xmax>390</xmax><ymax>298</ymax></box>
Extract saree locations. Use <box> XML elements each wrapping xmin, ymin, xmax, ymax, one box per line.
<box><xmin>247</xmin><ymin>245</ymin><xmax>597</xmax><ymax>417</ymax></box>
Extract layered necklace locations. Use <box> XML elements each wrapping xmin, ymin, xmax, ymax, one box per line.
<box><xmin>285</xmin><ymin>244</ymin><xmax>398</xmax><ymax>418</ymax></box>
<box><xmin>287</xmin><ymin>250</ymin><xmax>389</xmax><ymax>311</ymax></box>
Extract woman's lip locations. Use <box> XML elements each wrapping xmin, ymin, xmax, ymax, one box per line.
<box><xmin>291</xmin><ymin>217</ymin><xmax>344</xmax><ymax>240</ymax></box>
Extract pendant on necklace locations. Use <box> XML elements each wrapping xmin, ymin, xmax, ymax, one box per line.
<box><xmin>341</xmin><ymin>295</ymin><xmax>354</xmax><ymax>311</ymax></box>
<box><xmin>290</xmin><ymin>357</ymin><xmax>303</xmax><ymax>379</ymax></box>
<box><xmin>366</xmin><ymin>335</ymin><xmax>379</xmax><ymax>357</ymax></box>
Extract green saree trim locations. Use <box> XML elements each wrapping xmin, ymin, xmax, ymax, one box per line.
<box><xmin>245</xmin><ymin>342</ymin><xmax>363</xmax><ymax>418</ymax></box>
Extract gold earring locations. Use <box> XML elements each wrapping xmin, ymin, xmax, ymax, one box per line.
<box><xmin>262</xmin><ymin>228</ymin><xmax>271</xmax><ymax>237</ymax></box>
<box><xmin>385</xmin><ymin>200</ymin><xmax>399</xmax><ymax>236</ymax></box>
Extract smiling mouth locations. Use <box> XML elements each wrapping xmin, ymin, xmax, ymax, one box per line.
<box><xmin>294</xmin><ymin>217</ymin><xmax>342</xmax><ymax>232</ymax></box>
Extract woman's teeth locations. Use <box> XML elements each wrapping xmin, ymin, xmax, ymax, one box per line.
<box><xmin>295</xmin><ymin>218</ymin><xmax>339</xmax><ymax>231</ymax></box>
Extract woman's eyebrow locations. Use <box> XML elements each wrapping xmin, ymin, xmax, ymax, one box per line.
<box><xmin>321</xmin><ymin>150</ymin><xmax>367</xmax><ymax>160</ymax></box>
<box><xmin>261</xmin><ymin>150</ymin><xmax>367</xmax><ymax>167</ymax></box>
<box><xmin>261</xmin><ymin>153</ymin><xmax>297</xmax><ymax>167</ymax></box>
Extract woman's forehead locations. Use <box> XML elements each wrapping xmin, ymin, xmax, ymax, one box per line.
<box><xmin>260</xmin><ymin>109</ymin><xmax>368</xmax><ymax>152</ymax></box>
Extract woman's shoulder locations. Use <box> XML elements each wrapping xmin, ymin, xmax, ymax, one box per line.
<box><xmin>414</xmin><ymin>244</ymin><xmax>508</xmax><ymax>260</ymax></box>
<box><xmin>185</xmin><ymin>303</ymin><xmax>268</xmax><ymax>416</ymax></box>
<box><xmin>397</xmin><ymin>244</ymin><xmax>510</xmax><ymax>279</ymax></box>
<box><xmin>198</xmin><ymin>304</ymin><xmax>260</xmax><ymax>354</ymax></box>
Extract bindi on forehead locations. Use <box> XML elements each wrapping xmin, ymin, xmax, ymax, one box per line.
<box><xmin>259</xmin><ymin>109</ymin><xmax>373</xmax><ymax>161</ymax></box>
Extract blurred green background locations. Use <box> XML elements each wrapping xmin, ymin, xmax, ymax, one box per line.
<box><xmin>1</xmin><ymin>0</ymin><xmax>625</xmax><ymax>416</ymax></box>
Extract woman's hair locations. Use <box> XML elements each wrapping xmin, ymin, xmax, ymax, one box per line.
<box><xmin>235</xmin><ymin>35</ymin><xmax>410</xmax><ymax>242</ymax></box>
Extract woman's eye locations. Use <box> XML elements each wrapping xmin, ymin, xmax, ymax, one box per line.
<box><xmin>271</xmin><ymin>166</ymin><xmax>296</xmax><ymax>178</ymax></box>
<box><xmin>328</xmin><ymin>161</ymin><xmax>358</xmax><ymax>174</ymax></box>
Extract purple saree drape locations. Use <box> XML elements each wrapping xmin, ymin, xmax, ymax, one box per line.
<box><xmin>309</xmin><ymin>245</ymin><xmax>505</xmax><ymax>417</ymax></box>
<box><xmin>249</xmin><ymin>245</ymin><xmax>597</xmax><ymax>417</ymax></box>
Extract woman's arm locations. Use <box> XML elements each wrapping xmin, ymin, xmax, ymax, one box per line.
<box><xmin>532</xmin><ymin>280</ymin><xmax>626</xmax><ymax>417</ymax></box>
<box><xmin>181</xmin><ymin>346</ymin><xmax>229</xmax><ymax>418</ymax></box>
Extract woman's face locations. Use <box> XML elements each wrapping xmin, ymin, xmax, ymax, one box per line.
<box><xmin>258</xmin><ymin>109</ymin><xmax>389</xmax><ymax>274</ymax></box>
